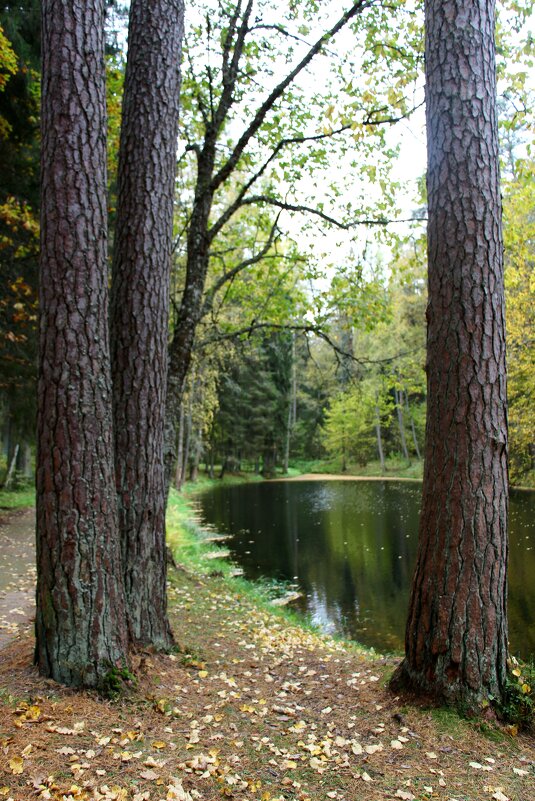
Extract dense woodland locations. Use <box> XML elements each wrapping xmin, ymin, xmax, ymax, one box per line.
<box><xmin>0</xmin><ymin>0</ymin><xmax>532</xmax><ymax>712</ymax></box>
<box><xmin>1</xmin><ymin>0</ymin><xmax>533</xmax><ymax>491</ymax></box>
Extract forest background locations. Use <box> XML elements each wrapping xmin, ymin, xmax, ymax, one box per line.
<box><xmin>0</xmin><ymin>0</ymin><xmax>534</xmax><ymax>491</ymax></box>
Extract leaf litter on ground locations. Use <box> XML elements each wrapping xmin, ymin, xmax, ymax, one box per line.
<box><xmin>0</xmin><ymin>517</ymin><xmax>533</xmax><ymax>801</ymax></box>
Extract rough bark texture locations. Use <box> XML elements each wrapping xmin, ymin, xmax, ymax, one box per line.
<box><xmin>110</xmin><ymin>0</ymin><xmax>184</xmax><ymax>649</ymax></box>
<box><xmin>391</xmin><ymin>0</ymin><xmax>508</xmax><ymax>706</ymax></box>
<box><xmin>36</xmin><ymin>0</ymin><xmax>128</xmax><ymax>687</ymax></box>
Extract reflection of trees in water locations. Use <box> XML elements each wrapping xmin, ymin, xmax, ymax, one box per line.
<box><xmin>199</xmin><ymin>481</ymin><xmax>535</xmax><ymax>658</ymax></box>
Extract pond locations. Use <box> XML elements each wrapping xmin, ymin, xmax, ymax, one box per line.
<box><xmin>197</xmin><ymin>479</ymin><xmax>535</xmax><ymax>660</ymax></box>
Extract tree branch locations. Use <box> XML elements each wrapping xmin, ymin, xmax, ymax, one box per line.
<box><xmin>208</xmin><ymin>125</ymin><xmax>352</xmax><ymax>241</ymax></box>
<box><xmin>237</xmin><ymin>195</ymin><xmax>423</xmax><ymax>228</ymax></box>
<box><xmin>201</xmin><ymin>215</ymin><xmax>282</xmax><ymax>319</ymax></box>
<box><xmin>210</xmin><ymin>0</ymin><xmax>370</xmax><ymax>193</ymax></box>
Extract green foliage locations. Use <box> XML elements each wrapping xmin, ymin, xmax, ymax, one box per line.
<box><xmin>494</xmin><ymin>658</ymin><xmax>535</xmax><ymax>733</ymax></box>
<box><xmin>97</xmin><ymin>663</ymin><xmax>137</xmax><ymax>700</ymax></box>
<box><xmin>0</xmin><ymin>2</ymin><xmax>40</xmax><ymax>451</ymax></box>
<box><xmin>503</xmin><ymin>157</ymin><xmax>535</xmax><ymax>484</ymax></box>
<box><xmin>0</xmin><ymin>486</ymin><xmax>34</xmax><ymax>508</ymax></box>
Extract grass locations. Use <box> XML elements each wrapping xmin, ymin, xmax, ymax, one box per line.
<box><xmin>288</xmin><ymin>456</ymin><xmax>424</xmax><ymax>480</ymax></box>
<box><xmin>0</xmin><ymin>486</ymin><xmax>35</xmax><ymax>509</ymax></box>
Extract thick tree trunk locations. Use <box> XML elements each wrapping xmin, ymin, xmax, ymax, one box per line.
<box><xmin>110</xmin><ymin>0</ymin><xmax>184</xmax><ymax>649</ymax></box>
<box><xmin>36</xmin><ymin>0</ymin><xmax>128</xmax><ymax>687</ymax></box>
<box><xmin>391</xmin><ymin>0</ymin><xmax>508</xmax><ymax>706</ymax></box>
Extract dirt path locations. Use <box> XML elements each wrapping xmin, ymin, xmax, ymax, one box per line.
<box><xmin>0</xmin><ymin>508</ymin><xmax>35</xmax><ymax>647</ymax></box>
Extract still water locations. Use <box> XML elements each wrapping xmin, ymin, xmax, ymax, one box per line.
<box><xmin>197</xmin><ymin>479</ymin><xmax>535</xmax><ymax>659</ymax></box>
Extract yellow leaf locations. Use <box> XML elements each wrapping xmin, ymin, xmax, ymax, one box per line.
<box><xmin>27</xmin><ymin>705</ymin><xmax>41</xmax><ymax>720</ymax></box>
<box><xmin>512</xmin><ymin>668</ymin><xmax>522</xmax><ymax>677</ymax></box>
<box><xmin>198</xmin><ymin>670</ymin><xmax>208</xmax><ymax>678</ymax></box>
<box><xmin>152</xmin><ymin>741</ymin><xmax>166</xmax><ymax>749</ymax></box>
<box><xmin>9</xmin><ymin>756</ymin><xmax>23</xmax><ymax>774</ymax></box>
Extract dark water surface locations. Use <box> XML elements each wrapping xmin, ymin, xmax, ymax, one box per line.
<box><xmin>197</xmin><ymin>480</ymin><xmax>535</xmax><ymax>659</ymax></box>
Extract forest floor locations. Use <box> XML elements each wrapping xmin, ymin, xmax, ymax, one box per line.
<box><xmin>0</xmin><ymin>495</ymin><xmax>533</xmax><ymax>801</ymax></box>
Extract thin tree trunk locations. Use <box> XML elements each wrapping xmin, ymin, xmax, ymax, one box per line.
<box><xmin>175</xmin><ymin>403</ymin><xmax>185</xmax><ymax>490</ymax></box>
<box><xmin>110</xmin><ymin>0</ymin><xmax>184</xmax><ymax>649</ymax></box>
<box><xmin>404</xmin><ymin>390</ymin><xmax>421</xmax><ymax>460</ymax></box>
<box><xmin>283</xmin><ymin>400</ymin><xmax>292</xmax><ymax>474</ymax></box>
<box><xmin>36</xmin><ymin>0</ymin><xmax>127</xmax><ymax>687</ymax></box>
<box><xmin>2</xmin><ymin>444</ymin><xmax>19</xmax><ymax>489</ymax></box>
<box><xmin>219</xmin><ymin>455</ymin><xmax>228</xmax><ymax>480</ymax></box>
<box><xmin>395</xmin><ymin>385</ymin><xmax>410</xmax><ymax>463</ymax></box>
<box><xmin>375</xmin><ymin>394</ymin><xmax>386</xmax><ymax>474</ymax></box>
<box><xmin>391</xmin><ymin>0</ymin><xmax>508</xmax><ymax>706</ymax></box>
<box><xmin>189</xmin><ymin>427</ymin><xmax>203</xmax><ymax>481</ymax></box>
<box><xmin>182</xmin><ymin>397</ymin><xmax>193</xmax><ymax>484</ymax></box>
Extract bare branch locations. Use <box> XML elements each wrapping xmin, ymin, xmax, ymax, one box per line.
<box><xmin>198</xmin><ymin>321</ymin><xmax>424</xmax><ymax>369</ymax></box>
<box><xmin>237</xmin><ymin>195</ymin><xmax>424</xmax><ymax>228</ymax></box>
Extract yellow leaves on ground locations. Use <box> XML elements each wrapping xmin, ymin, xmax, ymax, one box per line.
<box><xmin>8</xmin><ymin>756</ymin><xmax>23</xmax><ymax>774</ymax></box>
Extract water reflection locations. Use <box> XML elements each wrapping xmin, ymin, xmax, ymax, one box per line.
<box><xmin>197</xmin><ymin>480</ymin><xmax>535</xmax><ymax>659</ymax></box>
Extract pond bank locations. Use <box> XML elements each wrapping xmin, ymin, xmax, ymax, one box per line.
<box><xmin>271</xmin><ymin>472</ymin><xmax>422</xmax><ymax>483</ymax></box>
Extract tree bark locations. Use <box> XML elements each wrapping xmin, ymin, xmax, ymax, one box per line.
<box><xmin>36</xmin><ymin>0</ymin><xmax>128</xmax><ymax>687</ymax></box>
<box><xmin>391</xmin><ymin>0</ymin><xmax>508</xmax><ymax>706</ymax></box>
<box><xmin>110</xmin><ymin>0</ymin><xmax>184</xmax><ymax>649</ymax></box>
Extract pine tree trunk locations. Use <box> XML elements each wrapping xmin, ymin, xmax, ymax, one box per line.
<box><xmin>36</xmin><ymin>0</ymin><xmax>128</xmax><ymax>687</ymax></box>
<box><xmin>110</xmin><ymin>0</ymin><xmax>184</xmax><ymax>649</ymax></box>
<box><xmin>391</xmin><ymin>0</ymin><xmax>508</xmax><ymax>706</ymax></box>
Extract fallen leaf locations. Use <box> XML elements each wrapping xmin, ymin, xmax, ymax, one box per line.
<box><xmin>140</xmin><ymin>769</ymin><xmax>159</xmax><ymax>780</ymax></box>
<box><xmin>9</xmin><ymin>757</ymin><xmax>23</xmax><ymax>775</ymax></box>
